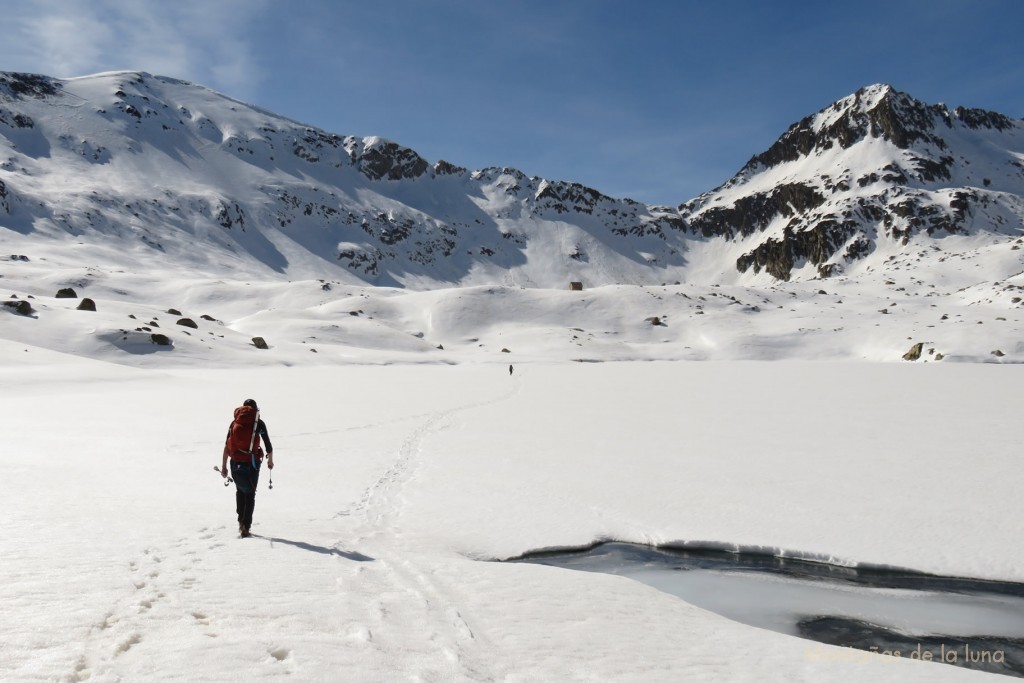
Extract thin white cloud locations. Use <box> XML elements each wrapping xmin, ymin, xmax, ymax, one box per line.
<box><xmin>3</xmin><ymin>0</ymin><xmax>268</xmax><ymax>98</ymax></box>
<box><xmin>16</xmin><ymin>8</ymin><xmax>113</xmax><ymax>76</ymax></box>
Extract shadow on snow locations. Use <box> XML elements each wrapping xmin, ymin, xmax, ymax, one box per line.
<box><xmin>253</xmin><ymin>535</ymin><xmax>374</xmax><ymax>562</ymax></box>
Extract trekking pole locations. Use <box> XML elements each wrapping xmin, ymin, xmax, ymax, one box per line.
<box><xmin>269</xmin><ymin>468</ymin><xmax>274</xmax><ymax>490</ymax></box>
<box><xmin>214</xmin><ymin>465</ymin><xmax>233</xmax><ymax>486</ymax></box>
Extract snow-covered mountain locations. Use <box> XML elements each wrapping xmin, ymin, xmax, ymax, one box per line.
<box><xmin>684</xmin><ymin>84</ymin><xmax>1024</xmax><ymax>282</ymax></box>
<box><xmin>3</xmin><ymin>71</ymin><xmax>1020</xmax><ymax>288</ymax></box>
<box><xmin>0</xmin><ymin>70</ymin><xmax>689</xmax><ymax>288</ymax></box>
<box><xmin>1</xmin><ymin>71</ymin><xmax>1022</xmax><ymax>365</ymax></box>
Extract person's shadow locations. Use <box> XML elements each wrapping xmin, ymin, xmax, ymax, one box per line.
<box><xmin>251</xmin><ymin>535</ymin><xmax>374</xmax><ymax>562</ymax></box>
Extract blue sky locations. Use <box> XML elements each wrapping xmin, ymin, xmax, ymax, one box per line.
<box><xmin>2</xmin><ymin>0</ymin><xmax>1022</xmax><ymax>205</ymax></box>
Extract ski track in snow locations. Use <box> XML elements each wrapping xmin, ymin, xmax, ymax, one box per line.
<box><xmin>63</xmin><ymin>376</ymin><xmax>522</xmax><ymax>682</ymax></box>
<box><xmin>339</xmin><ymin>373</ymin><xmax>522</xmax><ymax>533</ymax></box>
<box><xmin>327</xmin><ymin>374</ymin><xmax>523</xmax><ymax>680</ymax></box>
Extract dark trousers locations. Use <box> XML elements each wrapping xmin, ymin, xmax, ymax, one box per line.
<box><xmin>231</xmin><ymin>461</ymin><xmax>261</xmax><ymax>529</ymax></box>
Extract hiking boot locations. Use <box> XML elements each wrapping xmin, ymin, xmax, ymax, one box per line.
<box><xmin>241</xmin><ymin>527</ymin><xmax>251</xmax><ymax>538</ymax></box>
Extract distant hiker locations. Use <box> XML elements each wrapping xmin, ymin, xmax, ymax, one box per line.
<box><xmin>509</xmin><ymin>364</ymin><xmax>514</xmax><ymax>376</ymax></box>
<box><xmin>220</xmin><ymin>398</ymin><xmax>274</xmax><ymax>537</ymax></box>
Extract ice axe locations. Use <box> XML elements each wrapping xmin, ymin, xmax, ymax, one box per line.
<box><xmin>214</xmin><ymin>465</ymin><xmax>233</xmax><ymax>486</ymax></box>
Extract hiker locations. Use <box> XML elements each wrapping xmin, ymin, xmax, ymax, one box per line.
<box><xmin>509</xmin><ymin>364</ymin><xmax>514</xmax><ymax>376</ymax></box>
<box><xmin>220</xmin><ymin>398</ymin><xmax>274</xmax><ymax>537</ymax></box>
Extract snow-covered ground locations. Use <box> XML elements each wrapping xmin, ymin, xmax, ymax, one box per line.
<box><xmin>1</xmin><ymin>338</ymin><xmax>1019</xmax><ymax>680</ymax></box>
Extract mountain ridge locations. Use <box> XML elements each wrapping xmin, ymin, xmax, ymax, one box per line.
<box><xmin>1</xmin><ymin>70</ymin><xmax>1022</xmax><ymax>290</ymax></box>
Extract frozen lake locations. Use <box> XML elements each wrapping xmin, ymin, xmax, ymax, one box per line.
<box><xmin>515</xmin><ymin>542</ymin><xmax>1024</xmax><ymax>678</ymax></box>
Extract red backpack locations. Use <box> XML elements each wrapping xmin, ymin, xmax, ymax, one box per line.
<box><xmin>227</xmin><ymin>405</ymin><xmax>262</xmax><ymax>462</ymax></box>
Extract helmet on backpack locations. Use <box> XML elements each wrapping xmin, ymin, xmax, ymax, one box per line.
<box><xmin>243</xmin><ymin>398</ymin><xmax>258</xmax><ymax>408</ymax></box>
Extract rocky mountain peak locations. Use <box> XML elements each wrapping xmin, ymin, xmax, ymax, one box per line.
<box><xmin>351</xmin><ymin>136</ymin><xmax>431</xmax><ymax>181</ymax></box>
<box><xmin>681</xmin><ymin>84</ymin><xmax>1023</xmax><ymax>282</ymax></box>
<box><xmin>735</xmin><ymin>84</ymin><xmax>952</xmax><ymax>180</ymax></box>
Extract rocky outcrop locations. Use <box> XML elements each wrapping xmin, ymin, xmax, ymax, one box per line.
<box><xmin>737</xmin><ymin>219</ymin><xmax>861</xmax><ymax>281</ymax></box>
<box><xmin>356</xmin><ymin>139</ymin><xmax>429</xmax><ymax>181</ymax></box>
<box><xmin>953</xmin><ymin>106</ymin><xmax>1014</xmax><ymax>131</ymax></box>
<box><xmin>687</xmin><ymin>184</ymin><xmax>826</xmax><ymax>239</ymax></box>
<box><xmin>434</xmin><ymin>160</ymin><xmax>467</xmax><ymax>176</ymax></box>
<box><xmin>3</xmin><ymin>299</ymin><xmax>33</xmax><ymax>315</ymax></box>
<box><xmin>535</xmin><ymin>181</ymin><xmax>614</xmax><ymax>215</ymax></box>
<box><xmin>902</xmin><ymin>342</ymin><xmax>924</xmax><ymax>361</ymax></box>
<box><xmin>0</xmin><ymin>73</ymin><xmax>61</xmax><ymax>100</ymax></box>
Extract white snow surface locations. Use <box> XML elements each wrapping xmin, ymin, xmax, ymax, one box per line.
<box><xmin>1</xmin><ymin>341</ymin><xmax>1019</xmax><ymax>681</ymax></box>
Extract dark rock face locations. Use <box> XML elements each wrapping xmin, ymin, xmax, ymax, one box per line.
<box><xmin>736</xmin><ymin>219</ymin><xmax>861</xmax><ymax>281</ymax></box>
<box><xmin>0</xmin><ymin>73</ymin><xmax>61</xmax><ymax>100</ymax></box>
<box><xmin>77</xmin><ymin>298</ymin><xmax>96</xmax><ymax>311</ymax></box>
<box><xmin>358</xmin><ymin>141</ymin><xmax>429</xmax><ymax>181</ymax></box>
<box><xmin>0</xmin><ymin>110</ymin><xmax>34</xmax><ymax>129</ymax></box>
<box><xmin>251</xmin><ymin>336</ymin><xmax>269</xmax><ymax>349</ymax></box>
<box><xmin>176</xmin><ymin>318</ymin><xmax>198</xmax><ymax>329</ymax></box>
<box><xmin>535</xmin><ymin>181</ymin><xmax>613</xmax><ymax>215</ymax></box>
<box><xmin>953</xmin><ymin>106</ymin><xmax>1014</xmax><ymax>131</ymax></box>
<box><xmin>434</xmin><ymin>160</ymin><xmax>466</xmax><ymax>176</ymax></box>
<box><xmin>688</xmin><ymin>183</ymin><xmax>826</xmax><ymax>239</ymax></box>
<box><xmin>150</xmin><ymin>333</ymin><xmax>171</xmax><ymax>346</ymax></box>
<box><xmin>56</xmin><ymin>288</ymin><xmax>77</xmax><ymax>298</ymax></box>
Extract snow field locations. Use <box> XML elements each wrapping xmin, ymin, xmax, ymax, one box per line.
<box><xmin>1</xmin><ymin>355</ymin><xmax>1015</xmax><ymax>681</ymax></box>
